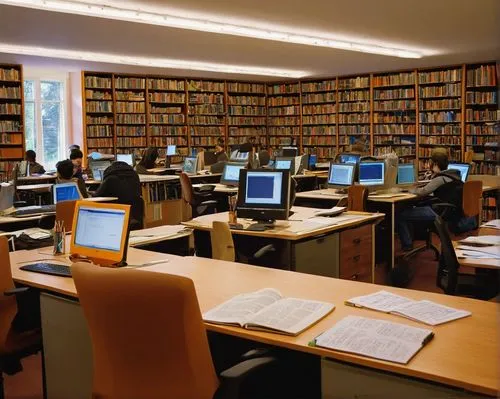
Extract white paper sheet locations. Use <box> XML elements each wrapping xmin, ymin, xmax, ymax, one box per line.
<box><xmin>391</xmin><ymin>300</ymin><xmax>471</xmax><ymax>326</ymax></box>
<box><xmin>458</xmin><ymin>235</ymin><xmax>500</xmax><ymax>246</ymax></box>
<box><xmin>480</xmin><ymin>219</ymin><xmax>500</xmax><ymax>230</ymax></box>
<box><xmin>346</xmin><ymin>290</ymin><xmax>415</xmax><ymax>312</ymax></box>
<box><xmin>456</xmin><ymin>245</ymin><xmax>500</xmax><ymax>259</ymax></box>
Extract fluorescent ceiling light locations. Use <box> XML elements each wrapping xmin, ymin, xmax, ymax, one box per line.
<box><xmin>0</xmin><ymin>0</ymin><xmax>428</xmax><ymax>58</ymax></box>
<box><xmin>0</xmin><ymin>43</ymin><xmax>309</xmax><ymax>78</ymax></box>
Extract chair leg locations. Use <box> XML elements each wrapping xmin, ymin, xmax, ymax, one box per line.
<box><xmin>0</xmin><ymin>371</ymin><xmax>4</xmax><ymax>399</ymax></box>
<box><xmin>426</xmin><ymin>232</ymin><xmax>440</xmax><ymax>260</ymax></box>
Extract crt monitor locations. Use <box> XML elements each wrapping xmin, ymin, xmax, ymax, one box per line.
<box><xmin>282</xmin><ymin>147</ymin><xmax>299</xmax><ymax>157</ymax></box>
<box><xmin>397</xmin><ymin>163</ymin><xmax>416</xmax><ymax>185</ymax></box>
<box><xmin>448</xmin><ymin>163</ymin><xmax>471</xmax><ymax>182</ymax></box>
<box><xmin>337</xmin><ymin>153</ymin><xmax>361</xmax><ymax>165</ymax></box>
<box><xmin>220</xmin><ymin>162</ymin><xmax>246</xmax><ymax>186</ymax></box>
<box><xmin>237</xmin><ymin>169</ymin><xmax>291</xmax><ymax>223</ymax></box>
<box><xmin>182</xmin><ymin>157</ymin><xmax>197</xmax><ymax>174</ymax></box>
<box><xmin>230</xmin><ymin>150</ymin><xmax>249</xmax><ymax>162</ymax></box>
<box><xmin>308</xmin><ymin>154</ymin><xmax>317</xmax><ymax>169</ymax></box>
<box><xmin>116</xmin><ymin>153</ymin><xmax>134</xmax><ymax>166</ymax></box>
<box><xmin>53</xmin><ymin>182</ymin><xmax>82</xmax><ymax>204</ymax></box>
<box><xmin>359</xmin><ymin>161</ymin><xmax>385</xmax><ymax>186</ymax></box>
<box><xmin>274</xmin><ymin>157</ymin><xmax>295</xmax><ymax>172</ymax></box>
<box><xmin>166</xmin><ymin>145</ymin><xmax>176</xmax><ymax>156</ymax></box>
<box><xmin>327</xmin><ymin>163</ymin><xmax>355</xmax><ymax>189</ymax></box>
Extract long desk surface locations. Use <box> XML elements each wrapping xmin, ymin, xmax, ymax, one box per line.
<box><xmin>9</xmin><ymin>248</ymin><xmax>499</xmax><ymax>396</ymax></box>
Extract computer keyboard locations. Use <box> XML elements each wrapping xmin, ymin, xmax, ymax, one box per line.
<box><xmin>20</xmin><ymin>262</ymin><xmax>72</xmax><ymax>277</ymax></box>
<box><xmin>13</xmin><ymin>204</ymin><xmax>56</xmax><ymax>217</ymax></box>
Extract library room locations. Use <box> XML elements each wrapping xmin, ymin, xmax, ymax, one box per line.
<box><xmin>0</xmin><ymin>0</ymin><xmax>499</xmax><ymax>398</ymax></box>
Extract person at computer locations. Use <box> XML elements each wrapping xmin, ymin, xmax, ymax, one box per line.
<box><xmin>92</xmin><ymin>161</ymin><xmax>143</xmax><ymax>230</ymax></box>
<box><xmin>24</xmin><ymin>150</ymin><xmax>46</xmax><ymax>175</ymax></box>
<box><xmin>56</xmin><ymin>159</ymin><xmax>89</xmax><ymax>198</ymax></box>
<box><xmin>135</xmin><ymin>147</ymin><xmax>159</xmax><ymax>175</ymax></box>
<box><xmin>68</xmin><ymin>144</ymin><xmax>80</xmax><ymax>157</ymax></box>
<box><xmin>69</xmin><ymin>149</ymin><xmax>85</xmax><ymax>179</ymax></box>
<box><xmin>215</xmin><ymin>138</ymin><xmax>228</xmax><ymax>162</ymax></box>
<box><xmin>397</xmin><ymin>151</ymin><xmax>462</xmax><ymax>251</ymax></box>
<box><xmin>240</xmin><ymin>142</ymin><xmax>260</xmax><ymax>169</ymax></box>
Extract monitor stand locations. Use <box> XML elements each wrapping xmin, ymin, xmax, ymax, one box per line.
<box><xmin>165</xmin><ymin>156</ymin><xmax>171</xmax><ymax>168</ymax></box>
<box><xmin>247</xmin><ymin>219</ymin><xmax>276</xmax><ymax>231</ymax></box>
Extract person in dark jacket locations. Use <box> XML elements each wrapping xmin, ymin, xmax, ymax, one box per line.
<box><xmin>56</xmin><ymin>159</ymin><xmax>89</xmax><ymax>198</ymax></box>
<box><xmin>397</xmin><ymin>152</ymin><xmax>462</xmax><ymax>251</ymax></box>
<box><xmin>70</xmin><ymin>149</ymin><xmax>84</xmax><ymax>179</ymax></box>
<box><xmin>93</xmin><ymin>162</ymin><xmax>143</xmax><ymax>229</ymax></box>
<box><xmin>135</xmin><ymin>147</ymin><xmax>158</xmax><ymax>175</ymax></box>
<box><xmin>25</xmin><ymin>150</ymin><xmax>46</xmax><ymax>175</ymax></box>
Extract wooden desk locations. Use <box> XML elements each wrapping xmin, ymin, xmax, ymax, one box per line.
<box><xmin>183</xmin><ymin>208</ymin><xmax>383</xmax><ymax>282</ymax></box>
<box><xmin>192</xmin><ymin>183</ymin><xmax>238</xmax><ymax>194</ymax></box>
<box><xmin>454</xmin><ymin>228</ymin><xmax>500</xmax><ymax>270</ymax></box>
<box><xmin>10</xmin><ymin>249</ymin><xmax>499</xmax><ymax>398</ymax></box>
<box><xmin>16</xmin><ymin>175</ymin><xmax>57</xmax><ymax>185</ymax></box>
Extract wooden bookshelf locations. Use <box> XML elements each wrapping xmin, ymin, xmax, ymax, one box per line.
<box><xmin>300</xmin><ymin>78</ymin><xmax>337</xmax><ymax>161</ymax></box>
<box><xmin>373</xmin><ymin>70</ymin><xmax>417</xmax><ymax>162</ymax></box>
<box><xmin>465</xmin><ymin>62</ymin><xmax>499</xmax><ymax>175</ymax></box>
<box><xmin>0</xmin><ymin>63</ymin><xmax>24</xmax><ymax>181</ymax></box>
<box><xmin>227</xmin><ymin>81</ymin><xmax>267</xmax><ymax>148</ymax></box>
<box><xmin>418</xmin><ymin>66</ymin><xmax>463</xmax><ymax>170</ymax></box>
<box><xmin>267</xmin><ymin>82</ymin><xmax>301</xmax><ymax>149</ymax></box>
<box><xmin>337</xmin><ymin>75</ymin><xmax>371</xmax><ymax>154</ymax></box>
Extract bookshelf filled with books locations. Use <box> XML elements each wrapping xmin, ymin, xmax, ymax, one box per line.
<box><xmin>337</xmin><ymin>75</ymin><xmax>371</xmax><ymax>155</ymax></box>
<box><xmin>300</xmin><ymin>78</ymin><xmax>337</xmax><ymax>160</ymax></box>
<box><xmin>418</xmin><ymin>67</ymin><xmax>463</xmax><ymax>171</ymax></box>
<box><xmin>187</xmin><ymin>79</ymin><xmax>226</xmax><ymax>150</ymax></box>
<box><xmin>0</xmin><ymin>63</ymin><xmax>24</xmax><ymax>181</ymax></box>
<box><xmin>373</xmin><ymin>71</ymin><xmax>417</xmax><ymax>162</ymax></box>
<box><xmin>465</xmin><ymin>63</ymin><xmax>499</xmax><ymax>175</ymax></box>
<box><xmin>267</xmin><ymin>82</ymin><xmax>301</xmax><ymax>148</ymax></box>
<box><xmin>227</xmin><ymin>81</ymin><xmax>267</xmax><ymax>148</ymax></box>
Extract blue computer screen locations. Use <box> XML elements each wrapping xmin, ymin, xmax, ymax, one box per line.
<box><xmin>54</xmin><ymin>184</ymin><xmax>80</xmax><ymax>203</ymax></box>
<box><xmin>397</xmin><ymin>164</ymin><xmax>415</xmax><ymax>184</ymax></box>
<box><xmin>275</xmin><ymin>160</ymin><xmax>292</xmax><ymax>170</ymax></box>
<box><xmin>328</xmin><ymin>164</ymin><xmax>354</xmax><ymax>186</ymax></box>
<box><xmin>338</xmin><ymin>154</ymin><xmax>360</xmax><ymax>164</ymax></box>
<box><xmin>309</xmin><ymin>155</ymin><xmax>317</xmax><ymax>168</ymax></box>
<box><xmin>359</xmin><ymin>162</ymin><xmax>385</xmax><ymax>185</ymax></box>
<box><xmin>448</xmin><ymin>163</ymin><xmax>470</xmax><ymax>182</ymax></box>
<box><xmin>245</xmin><ymin>172</ymin><xmax>282</xmax><ymax>205</ymax></box>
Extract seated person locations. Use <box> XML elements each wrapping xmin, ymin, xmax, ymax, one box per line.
<box><xmin>93</xmin><ymin>161</ymin><xmax>143</xmax><ymax>229</ymax></box>
<box><xmin>56</xmin><ymin>159</ymin><xmax>89</xmax><ymax>198</ymax></box>
<box><xmin>397</xmin><ymin>151</ymin><xmax>462</xmax><ymax>251</ymax></box>
<box><xmin>25</xmin><ymin>150</ymin><xmax>46</xmax><ymax>175</ymax></box>
<box><xmin>70</xmin><ymin>149</ymin><xmax>84</xmax><ymax>179</ymax></box>
<box><xmin>240</xmin><ymin>142</ymin><xmax>260</xmax><ymax>170</ymax></box>
<box><xmin>215</xmin><ymin>138</ymin><xmax>228</xmax><ymax>162</ymax></box>
<box><xmin>68</xmin><ymin>144</ymin><xmax>80</xmax><ymax>157</ymax></box>
<box><xmin>135</xmin><ymin>147</ymin><xmax>158</xmax><ymax>175</ymax></box>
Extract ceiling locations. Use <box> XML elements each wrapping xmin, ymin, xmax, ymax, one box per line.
<box><xmin>0</xmin><ymin>0</ymin><xmax>499</xmax><ymax>81</ymax></box>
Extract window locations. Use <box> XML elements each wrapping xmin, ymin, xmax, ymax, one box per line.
<box><xmin>24</xmin><ymin>77</ymin><xmax>67</xmax><ymax>171</ymax></box>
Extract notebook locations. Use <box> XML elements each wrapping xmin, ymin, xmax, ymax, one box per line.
<box><xmin>203</xmin><ymin>288</ymin><xmax>334</xmax><ymax>336</ymax></box>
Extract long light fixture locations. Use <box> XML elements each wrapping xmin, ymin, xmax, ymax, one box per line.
<box><xmin>0</xmin><ymin>43</ymin><xmax>309</xmax><ymax>78</ymax></box>
<box><xmin>0</xmin><ymin>0</ymin><xmax>428</xmax><ymax>58</ymax></box>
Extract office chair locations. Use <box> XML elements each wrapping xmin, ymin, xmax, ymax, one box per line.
<box><xmin>180</xmin><ymin>172</ymin><xmax>218</xmax><ymax>219</ymax></box>
<box><xmin>72</xmin><ymin>263</ymin><xmax>277</xmax><ymax>399</ymax></box>
<box><xmin>337</xmin><ymin>185</ymin><xmax>368</xmax><ymax>212</ymax></box>
<box><xmin>0</xmin><ymin>237</ymin><xmax>42</xmax><ymax>399</ymax></box>
<box><xmin>434</xmin><ymin>216</ymin><xmax>498</xmax><ymax>300</ymax></box>
<box><xmin>211</xmin><ymin>221</ymin><xmax>276</xmax><ymax>266</ymax></box>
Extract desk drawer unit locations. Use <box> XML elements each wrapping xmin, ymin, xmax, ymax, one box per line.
<box><xmin>339</xmin><ymin>224</ymin><xmax>372</xmax><ymax>283</ymax></box>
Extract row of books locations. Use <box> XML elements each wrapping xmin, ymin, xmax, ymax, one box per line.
<box><xmin>188</xmin><ymin>80</ymin><xmax>225</xmax><ymax>92</ymax></box>
<box><xmin>150</xmin><ymin>136</ymin><xmax>188</xmax><ymax>147</ymax></box>
<box><xmin>374</xmin><ymin>100</ymin><xmax>415</xmax><ymax>111</ymax></box>
<box><xmin>465</xmin><ymin>91</ymin><xmax>497</xmax><ymax>104</ymax></box>
<box><xmin>303</xmin><ymin>126</ymin><xmax>336</xmax><ymax>135</ymax></box>
<box><xmin>268</xmin><ymin>105</ymin><xmax>300</xmax><ymax>116</ymax></box>
<box><xmin>149</xmin><ymin>79</ymin><xmax>185</xmax><ymax>91</ymax></box>
<box><xmin>302</xmin><ymin>92</ymin><xmax>337</xmax><ymax>104</ymax></box>
<box><xmin>0</xmin><ymin>161</ymin><xmax>16</xmax><ymax>181</ymax></box>
<box><xmin>86</xmin><ymin>116</ymin><xmax>113</xmax><ymax>124</ymax></box>
<box><xmin>268</xmin><ymin>97</ymin><xmax>300</xmax><ymax>107</ymax></box>
<box><xmin>419</xmin><ymin>112</ymin><xmax>460</xmax><ymax>123</ymax></box>
<box><xmin>0</xmin><ymin>103</ymin><xmax>21</xmax><ymax>114</ymax></box>
<box><xmin>420</xmin><ymin>99</ymin><xmax>461</xmax><ymax>109</ymax></box>
<box><xmin>117</xmin><ymin>137</ymin><xmax>147</xmax><ymax>147</ymax></box>
<box><xmin>420</xmin><ymin>125</ymin><xmax>460</xmax><ymax>135</ymax></box>
<box><xmin>228</xmin><ymin>127</ymin><xmax>266</xmax><ymax>136</ymax></box>
<box><xmin>267</xmin><ymin>84</ymin><xmax>300</xmax><ymax>95</ymax></box>
<box><xmin>116</xmin><ymin>126</ymin><xmax>146</xmax><ymax>136</ymax></box>
<box><xmin>303</xmin><ymin>104</ymin><xmax>336</xmax><ymax>114</ymax></box>
<box><xmin>115</xmin><ymin>92</ymin><xmax>144</xmax><ymax>101</ymax></box>
<box><xmin>268</xmin><ymin>126</ymin><xmax>300</xmax><ymax>136</ymax></box>
<box><xmin>420</xmin><ymin>136</ymin><xmax>461</xmax><ymax>145</ymax></box>
<box><xmin>0</xmin><ymin>132</ymin><xmax>22</xmax><ymax>144</ymax></box>
<box><xmin>189</xmin><ymin>93</ymin><xmax>224</xmax><ymax>104</ymax></box>
<box><xmin>228</xmin><ymin>105</ymin><xmax>266</xmax><ymax>115</ymax></box>
<box><xmin>302</xmin><ymin>80</ymin><xmax>336</xmax><ymax>92</ymax></box>
<box><xmin>466</xmin><ymin>125</ymin><xmax>497</xmax><ymax>135</ymax></box>
<box><xmin>150</xmin><ymin>126</ymin><xmax>186</xmax><ymax>136</ymax></box>
<box><xmin>339</xmin><ymin>91</ymin><xmax>369</xmax><ymax>101</ymax></box>
<box><xmin>227</xmin><ymin>82</ymin><xmax>265</xmax><ymax>93</ymax></box>
<box><xmin>419</xmin><ymin>69</ymin><xmax>461</xmax><ymax>84</ymax></box>
<box><xmin>465</xmin><ymin>109</ymin><xmax>498</xmax><ymax>122</ymax></box>
<box><xmin>88</xmin><ymin>147</ymin><xmax>113</xmax><ymax>154</ymax></box>
<box><xmin>0</xmin><ymin>68</ymin><xmax>20</xmax><ymax>81</ymax></box>
<box><xmin>466</xmin><ymin>136</ymin><xmax>499</xmax><ymax>145</ymax></box>
<box><xmin>87</xmin><ymin>138</ymin><xmax>114</xmax><ymax>147</ymax></box>
<box><xmin>373</xmin><ymin>124</ymin><xmax>417</xmax><ymax>134</ymax></box>
<box><xmin>302</xmin><ymin>136</ymin><xmax>337</xmax><ymax>145</ymax></box>
<box><xmin>228</xmin><ymin>136</ymin><xmax>266</xmax><ymax>145</ymax></box>
<box><xmin>188</xmin><ymin>104</ymin><xmax>225</xmax><ymax>114</ymax></box>
<box><xmin>338</xmin><ymin>77</ymin><xmax>369</xmax><ymax>89</ymax></box>
<box><xmin>338</xmin><ymin>114</ymin><xmax>370</xmax><ymax>124</ymax></box>
<box><xmin>268</xmin><ymin>117</ymin><xmax>300</xmax><ymax>126</ymax></box>
<box><xmin>304</xmin><ymin>147</ymin><xmax>337</xmax><ymax>158</ymax></box>
<box><xmin>116</xmin><ymin>114</ymin><xmax>146</xmax><ymax>124</ymax></box>
<box><xmin>150</xmin><ymin>93</ymin><xmax>185</xmax><ymax>103</ymax></box>
<box><xmin>150</xmin><ymin>114</ymin><xmax>185</xmax><ymax>124</ymax></box>
<box><xmin>374</xmin><ymin>88</ymin><xmax>414</xmax><ymax>100</ymax></box>
<box><xmin>85</xmin><ymin>89</ymin><xmax>112</xmax><ymax>100</ymax></box>
<box><xmin>303</xmin><ymin>115</ymin><xmax>336</xmax><ymax>125</ymax></box>
<box><xmin>466</xmin><ymin>64</ymin><xmax>497</xmax><ymax>87</ymax></box>
<box><xmin>420</xmin><ymin>84</ymin><xmax>461</xmax><ymax>98</ymax></box>
<box><xmin>190</xmin><ymin>126</ymin><xmax>224</xmax><ymax>136</ymax></box>
<box><xmin>268</xmin><ymin>135</ymin><xmax>300</xmax><ymax>146</ymax></box>
<box><xmin>338</xmin><ymin>103</ymin><xmax>369</xmax><ymax>112</ymax></box>
<box><xmin>190</xmin><ymin>136</ymin><xmax>221</xmax><ymax>146</ymax></box>
<box><xmin>339</xmin><ymin>125</ymin><xmax>370</xmax><ymax>134</ymax></box>
<box><xmin>373</xmin><ymin>72</ymin><xmax>415</xmax><ymax>87</ymax></box>
<box><xmin>228</xmin><ymin>117</ymin><xmax>267</xmax><ymax>125</ymax></box>
<box><xmin>86</xmin><ymin>101</ymin><xmax>113</xmax><ymax>113</ymax></box>
<box><xmin>373</xmin><ymin>136</ymin><xmax>415</xmax><ymax>145</ymax></box>
<box><xmin>375</xmin><ymin>146</ymin><xmax>415</xmax><ymax>157</ymax></box>
<box><xmin>0</xmin><ymin>87</ymin><xmax>21</xmax><ymax>99</ymax></box>
<box><xmin>0</xmin><ymin>120</ymin><xmax>21</xmax><ymax>131</ymax></box>
<box><xmin>116</xmin><ymin>102</ymin><xmax>146</xmax><ymax>113</ymax></box>
<box><xmin>419</xmin><ymin>147</ymin><xmax>461</xmax><ymax>159</ymax></box>
<box><xmin>188</xmin><ymin>116</ymin><xmax>224</xmax><ymax>125</ymax></box>
<box><xmin>228</xmin><ymin>95</ymin><xmax>266</xmax><ymax>106</ymax></box>
<box><xmin>373</xmin><ymin>114</ymin><xmax>414</xmax><ymax>123</ymax></box>
<box><xmin>150</xmin><ymin>105</ymin><xmax>183</xmax><ymax>114</ymax></box>
<box><xmin>85</xmin><ymin>76</ymin><xmax>112</xmax><ymax>88</ymax></box>
<box><xmin>115</xmin><ymin>77</ymin><xmax>146</xmax><ymax>89</ymax></box>
<box><xmin>471</xmin><ymin>163</ymin><xmax>499</xmax><ymax>175</ymax></box>
<box><xmin>86</xmin><ymin>125</ymin><xmax>113</xmax><ymax>137</ymax></box>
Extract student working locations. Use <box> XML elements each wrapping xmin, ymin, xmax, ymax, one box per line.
<box><xmin>24</xmin><ymin>150</ymin><xmax>46</xmax><ymax>175</ymax></box>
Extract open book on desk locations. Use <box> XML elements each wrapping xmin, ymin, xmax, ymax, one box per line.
<box><xmin>345</xmin><ymin>290</ymin><xmax>471</xmax><ymax>326</ymax></box>
<box><xmin>203</xmin><ymin>288</ymin><xmax>334</xmax><ymax>336</ymax></box>
<box><xmin>313</xmin><ymin>315</ymin><xmax>434</xmax><ymax>364</ymax></box>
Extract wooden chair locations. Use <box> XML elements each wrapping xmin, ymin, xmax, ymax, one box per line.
<box><xmin>0</xmin><ymin>237</ymin><xmax>42</xmax><ymax>399</ymax></box>
<box><xmin>56</xmin><ymin>200</ymin><xmax>77</xmax><ymax>232</ymax></box>
<box><xmin>72</xmin><ymin>263</ymin><xmax>275</xmax><ymax>399</ymax></box>
<box><xmin>462</xmin><ymin>180</ymin><xmax>483</xmax><ymax>219</ymax></box>
<box><xmin>180</xmin><ymin>172</ymin><xmax>217</xmax><ymax>219</ymax></box>
<box><xmin>337</xmin><ymin>185</ymin><xmax>368</xmax><ymax>212</ymax></box>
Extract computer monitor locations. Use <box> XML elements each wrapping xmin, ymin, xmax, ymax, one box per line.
<box><xmin>166</xmin><ymin>145</ymin><xmax>176</xmax><ymax>156</ymax></box>
<box><xmin>116</xmin><ymin>153</ymin><xmax>134</xmax><ymax>166</ymax></box>
<box><xmin>220</xmin><ymin>162</ymin><xmax>246</xmax><ymax>186</ymax></box>
<box><xmin>89</xmin><ymin>159</ymin><xmax>111</xmax><ymax>182</ymax></box>
<box><xmin>359</xmin><ymin>161</ymin><xmax>385</xmax><ymax>186</ymax></box>
<box><xmin>70</xmin><ymin>201</ymin><xmax>130</xmax><ymax>266</ymax></box>
<box><xmin>91</xmin><ymin>168</ymin><xmax>105</xmax><ymax>182</ymax></box>
<box><xmin>448</xmin><ymin>163</ymin><xmax>471</xmax><ymax>182</ymax></box>
<box><xmin>327</xmin><ymin>163</ymin><xmax>355</xmax><ymax>190</ymax></box>
<box><xmin>308</xmin><ymin>154</ymin><xmax>317</xmax><ymax>169</ymax></box>
<box><xmin>274</xmin><ymin>157</ymin><xmax>295</xmax><ymax>172</ymax></box>
<box><xmin>397</xmin><ymin>163</ymin><xmax>416</xmax><ymax>185</ymax></box>
<box><xmin>230</xmin><ymin>150</ymin><xmax>249</xmax><ymax>162</ymax></box>
<box><xmin>337</xmin><ymin>153</ymin><xmax>361</xmax><ymax>165</ymax></box>
<box><xmin>282</xmin><ymin>147</ymin><xmax>299</xmax><ymax>157</ymax></box>
<box><xmin>53</xmin><ymin>182</ymin><xmax>82</xmax><ymax>204</ymax></box>
<box><xmin>237</xmin><ymin>169</ymin><xmax>291</xmax><ymax>225</ymax></box>
<box><xmin>203</xmin><ymin>151</ymin><xmax>218</xmax><ymax>166</ymax></box>
<box><xmin>182</xmin><ymin>157</ymin><xmax>197</xmax><ymax>174</ymax></box>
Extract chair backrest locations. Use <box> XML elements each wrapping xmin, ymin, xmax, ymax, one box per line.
<box><xmin>56</xmin><ymin>200</ymin><xmax>77</xmax><ymax>232</ymax></box>
<box><xmin>258</xmin><ymin>150</ymin><xmax>270</xmax><ymax>167</ymax></box>
<box><xmin>72</xmin><ymin>263</ymin><xmax>219</xmax><ymax>399</ymax></box>
<box><xmin>211</xmin><ymin>221</ymin><xmax>236</xmax><ymax>262</ymax></box>
<box><xmin>347</xmin><ymin>185</ymin><xmax>368</xmax><ymax>212</ymax></box>
<box><xmin>434</xmin><ymin>216</ymin><xmax>460</xmax><ymax>295</ymax></box>
<box><xmin>462</xmin><ymin>180</ymin><xmax>483</xmax><ymax>218</ymax></box>
<box><xmin>0</xmin><ymin>236</ymin><xmax>18</xmax><ymax>354</ymax></box>
<box><xmin>180</xmin><ymin>172</ymin><xmax>194</xmax><ymax>206</ymax></box>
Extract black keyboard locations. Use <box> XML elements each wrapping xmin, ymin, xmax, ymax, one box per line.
<box><xmin>20</xmin><ymin>263</ymin><xmax>72</xmax><ymax>277</ymax></box>
<box><xmin>13</xmin><ymin>205</ymin><xmax>56</xmax><ymax>217</ymax></box>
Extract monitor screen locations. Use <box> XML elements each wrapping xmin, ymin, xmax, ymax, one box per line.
<box><xmin>275</xmin><ymin>159</ymin><xmax>292</xmax><ymax>171</ymax></box>
<box><xmin>308</xmin><ymin>154</ymin><xmax>317</xmax><ymax>168</ymax></box>
<box><xmin>74</xmin><ymin>206</ymin><xmax>126</xmax><ymax>252</ymax></box>
<box><xmin>397</xmin><ymin>164</ymin><xmax>416</xmax><ymax>185</ymax></box>
<box><xmin>221</xmin><ymin>163</ymin><xmax>246</xmax><ymax>185</ymax></box>
<box><xmin>328</xmin><ymin>163</ymin><xmax>355</xmax><ymax>187</ymax></box>
<box><xmin>359</xmin><ymin>162</ymin><xmax>385</xmax><ymax>186</ymax></box>
<box><xmin>338</xmin><ymin>153</ymin><xmax>361</xmax><ymax>165</ymax></box>
<box><xmin>183</xmin><ymin>157</ymin><xmax>197</xmax><ymax>174</ymax></box>
<box><xmin>236</xmin><ymin>151</ymin><xmax>249</xmax><ymax>161</ymax></box>
<box><xmin>245</xmin><ymin>172</ymin><xmax>283</xmax><ymax>205</ymax></box>
<box><xmin>282</xmin><ymin>147</ymin><xmax>299</xmax><ymax>157</ymax></box>
<box><xmin>448</xmin><ymin>163</ymin><xmax>470</xmax><ymax>182</ymax></box>
<box><xmin>53</xmin><ymin>183</ymin><xmax>81</xmax><ymax>204</ymax></box>
<box><xmin>166</xmin><ymin>145</ymin><xmax>176</xmax><ymax>156</ymax></box>
<box><xmin>91</xmin><ymin>168</ymin><xmax>105</xmax><ymax>182</ymax></box>
<box><xmin>116</xmin><ymin>153</ymin><xmax>134</xmax><ymax>166</ymax></box>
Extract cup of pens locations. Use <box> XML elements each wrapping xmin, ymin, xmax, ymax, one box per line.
<box><xmin>53</xmin><ymin>220</ymin><xmax>66</xmax><ymax>255</ymax></box>
<box><xmin>228</xmin><ymin>195</ymin><xmax>237</xmax><ymax>224</ymax></box>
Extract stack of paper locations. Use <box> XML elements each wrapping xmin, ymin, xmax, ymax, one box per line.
<box><xmin>458</xmin><ymin>235</ymin><xmax>500</xmax><ymax>246</ymax></box>
<box><xmin>480</xmin><ymin>219</ymin><xmax>500</xmax><ymax>230</ymax></box>
<box><xmin>455</xmin><ymin>245</ymin><xmax>500</xmax><ymax>260</ymax></box>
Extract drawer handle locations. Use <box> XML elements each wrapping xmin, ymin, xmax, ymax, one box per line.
<box><xmin>353</xmin><ymin>238</ymin><xmax>361</xmax><ymax>244</ymax></box>
<box><xmin>350</xmin><ymin>273</ymin><xmax>359</xmax><ymax>280</ymax></box>
<box><xmin>353</xmin><ymin>255</ymin><xmax>361</xmax><ymax>262</ymax></box>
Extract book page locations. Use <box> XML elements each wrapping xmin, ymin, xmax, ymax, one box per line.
<box><xmin>315</xmin><ymin>315</ymin><xmax>433</xmax><ymax>364</ymax></box>
<box><xmin>480</xmin><ymin>219</ymin><xmax>500</xmax><ymax>230</ymax></box>
<box><xmin>458</xmin><ymin>235</ymin><xmax>500</xmax><ymax>246</ymax></box>
<box><xmin>203</xmin><ymin>288</ymin><xmax>282</xmax><ymax>327</ymax></box>
<box><xmin>346</xmin><ymin>290</ymin><xmax>415</xmax><ymax>313</ymax></box>
<box><xmin>390</xmin><ymin>300</ymin><xmax>471</xmax><ymax>326</ymax></box>
<box><xmin>456</xmin><ymin>245</ymin><xmax>500</xmax><ymax>259</ymax></box>
<box><xmin>245</xmin><ymin>298</ymin><xmax>335</xmax><ymax>336</ymax></box>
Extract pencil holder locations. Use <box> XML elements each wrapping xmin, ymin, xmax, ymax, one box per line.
<box><xmin>53</xmin><ymin>229</ymin><xmax>66</xmax><ymax>255</ymax></box>
<box><xmin>228</xmin><ymin>210</ymin><xmax>237</xmax><ymax>224</ymax></box>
